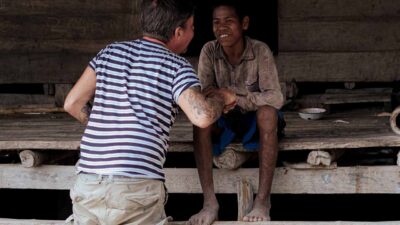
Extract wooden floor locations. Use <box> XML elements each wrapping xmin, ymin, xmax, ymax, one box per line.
<box><xmin>0</xmin><ymin>108</ymin><xmax>399</xmax><ymax>223</ymax></box>
<box><xmin>1</xmin><ymin>218</ymin><xmax>400</xmax><ymax>225</ymax></box>
<box><xmin>0</xmin><ymin>108</ymin><xmax>398</xmax><ymax>151</ymax></box>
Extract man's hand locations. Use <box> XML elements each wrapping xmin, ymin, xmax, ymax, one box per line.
<box><xmin>203</xmin><ymin>88</ymin><xmax>237</xmax><ymax>113</ymax></box>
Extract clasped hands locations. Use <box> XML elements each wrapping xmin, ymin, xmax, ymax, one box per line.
<box><xmin>204</xmin><ymin>87</ymin><xmax>237</xmax><ymax>114</ymax></box>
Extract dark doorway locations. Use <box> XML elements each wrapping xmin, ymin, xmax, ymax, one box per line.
<box><xmin>185</xmin><ymin>0</ymin><xmax>278</xmax><ymax>56</ymax></box>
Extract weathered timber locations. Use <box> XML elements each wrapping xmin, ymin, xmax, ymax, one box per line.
<box><xmin>0</xmin><ymin>94</ymin><xmax>54</xmax><ymax>106</ymax></box>
<box><xmin>279</xmin><ymin>21</ymin><xmax>400</xmax><ymax>51</ymax></box>
<box><xmin>397</xmin><ymin>151</ymin><xmax>400</xmax><ymax>166</ymax></box>
<box><xmin>0</xmin><ymin>53</ymin><xmax>91</xmax><ymax>84</ymax></box>
<box><xmin>0</xmin><ymin>107</ymin><xmax>64</xmax><ymax>114</ymax></box>
<box><xmin>276</xmin><ymin>52</ymin><xmax>400</xmax><ymax>82</ymax></box>
<box><xmin>0</xmin><ymin>109</ymin><xmax>399</xmax><ymax>151</ymax></box>
<box><xmin>279</xmin><ymin>0</ymin><xmax>400</xmax><ymax>19</ymax></box>
<box><xmin>322</xmin><ymin>88</ymin><xmax>392</xmax><ymax>105</ymax></box>
<box><xmin>1</xmin><ymin>164</ymin><xmax>400</xmax><ymax>194</ymax></box>
<box><xmin>18</xmin><ymin>150</ymin><xmax>74</xmax><ymax>168</ymax></box>
<box><xmin>390</xmin><ymin>106</ymin><xmax>400</xmax><ymax>135</ymax></box>
<box><xmin>0</xmin><ymin>0</ymin><xmax>140</xmax><ymax>15</ymax></box>
<box><xmin>213</xmin><ymin>148</ymin><xmax>256</xmax><ymax>169</ymax></box>
<box><xmin>1</xmin><ymin>219</ymin><xmax>399</xmax><ymax>225</ymax></box>
<box><xmin>237</xmin><ymin>180</ymin><xmax>254</xmax><ymax>221</ymax></box>
<box><xmin>19</xmin><ymin>150</ymin><xmax>46</xmax><ymax>168</ymax></box>
<box><xmin>0</xmin><ymin>39</ymin><xmax>110</xmax><ymax>54</ymax></box>
<box><xmin>0</xmin><ymin>15</ymin><xmax>138</xmax><ymax>40</ymax></box>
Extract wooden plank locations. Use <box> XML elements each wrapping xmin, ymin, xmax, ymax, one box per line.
<box><xmin>1</xmin><ymin>219</ymin><xmax>399</xmax><ymax>225</ymax></box>
<box><xmin>0</xmin><ymin>15</ymin><xmax>138</xmax><ymax>40</ymax></box>
<box><xmin>0</xmin><ymin>110</ymin><xmax>399</xmax><ymax>151</ymax></box>
<box><xmin>278</xmin><ymin>0</ymin><xmax>400</xmax><ymax>19</ymax></box>
<box><xmin>276</xmin><ymin>52</ymin><xmax>400</xmax><ymax>82</ymax></box>
<box><xmin>323</xmin><ymin>93</ymin><xmax>391</xmax><ymax>105</ymax></box>
<box><xmin>0</xmin><ymin>164</ymin><xmax>399</xmax><ymax>194</ymax></box>
<box><xmin>0</xmin><ymin>0</ymin><xmax>139</xmax><ymax>15</ymax></box>
<box><xmin>0</xmin><ymin>39</ymin><xmax>110</xmax><ymax>54</ymax></box>
<box><xmin>0</xmin><ymin>94</ymin><xmax>54</xmax><ymax>106</ymax></box>
<box><xmin>279</xmin><ymin>21</ymin><xmax>400</xmax><ymax>51</ymax></box>
<box><xmin>0</xmin><ymin>53</ymin><xmax>91</xmax><ymax>84</ymax></box>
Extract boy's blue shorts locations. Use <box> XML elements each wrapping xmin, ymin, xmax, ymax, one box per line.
<box><xmin>212</xmin><ymin>107</ymin><xmax>286</xmax><ymax>156</ymax></box>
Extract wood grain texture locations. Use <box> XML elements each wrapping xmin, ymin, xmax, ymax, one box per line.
<box><xmin>1</xmin><ymin>218</ymin><xmax>399</xmax><ymax>225</ymax></box>
<box><xmin>0</xmin><ymin>109</ymin><xmax>399</xmax><ymax>151</ymax></box>
<box><xmin>276</xmin><ymin>52</ymin><xmax>400</xmax><ymax>82</ymax></box>
<box><xmin>0</xmin><ymin>164</ymin><xmax>399</xmax><ymax>194</ymax></box>
<box><xmin>279</xmin><ymin>21</ymin><xmax>400</xmax><ymax>51</ymax></box>
<box><xmin>278</xmin><ymin>0</ymin><xmax>400</xmax><ymax>19</ymax></box>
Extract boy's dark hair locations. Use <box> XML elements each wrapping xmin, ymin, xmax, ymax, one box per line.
<box><xmin>141</xmin><ymin>0</ymin><xmax>195</xmax><ymax>42</ymax></box>
<box><xmin>211</xmin><ymin>0</ymin><xmax>248</xmax><ymax>21</ymax></box>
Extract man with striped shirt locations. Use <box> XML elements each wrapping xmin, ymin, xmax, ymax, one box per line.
<box><xmin>64</xmin><ymin>0</ymin><xmax>236</xmax><ymax>224</ymax></box>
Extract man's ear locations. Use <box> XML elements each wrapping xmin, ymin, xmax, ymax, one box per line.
<box><xmin>174</xmin><ymin>26</ymin><xmax>184</xmax><ymax>39</ymax></box>
<box><xmin>242</xmin><ymin>16</ymin><xmax>249</xmax><ymax>30</ymax></box>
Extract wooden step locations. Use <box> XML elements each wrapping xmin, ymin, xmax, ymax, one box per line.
<box><xmin>0</xmin><ymin>109</ymin><xmax>398</xmax><ymax>151</ymax></box>
<box><xmin>0</xmin><ymin>164</ymin><xmax>399</xmax><ymax>194</ymax></box>
<box><xmin>0</xmin><ymin>218</ymin><xmax>399</xmax><ymax>225</ymax></box>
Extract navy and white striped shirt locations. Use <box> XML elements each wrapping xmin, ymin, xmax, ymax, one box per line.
<box><xmin>78</xmin><ymin>39</ymin><xmax>200</xmax><ymax>181</ymax></box>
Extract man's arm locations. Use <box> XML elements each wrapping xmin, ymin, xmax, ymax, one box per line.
<box><xmin>178</xmin><ymin>86</ymin><xmax>235</xmax><ymax>128</ymax></box>
<box><xmin>64</xmin><ymin>66</ymin><xmax>96</xmax><ymax>125</ymax></box>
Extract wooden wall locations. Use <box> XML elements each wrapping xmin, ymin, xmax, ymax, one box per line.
<box><xmin>1</xmin><ymin>0</ymin><xmax>400</xmax><ymax>106</ymax></box>
<box><xmin>0</xmin><ymin>0</ymin><xmax>141</xmax><ymax>84</ymax></box>
<box><xmin>276</xmin><ymin>0</ymin><xmax>400</xmax><ymax>82</ymax></box>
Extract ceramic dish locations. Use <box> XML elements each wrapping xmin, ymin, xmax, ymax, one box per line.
<box><xmin>298</xmin><ymin>108</ymin><xmax>326</xmax><ymax>120</ymax></box>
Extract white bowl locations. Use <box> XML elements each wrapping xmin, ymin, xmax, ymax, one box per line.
<box><xmin>298</xmin><ymin>108</ymin><xmax>326</xmax><ymax>120</ymax></box>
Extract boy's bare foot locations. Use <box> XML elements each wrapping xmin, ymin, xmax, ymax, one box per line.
<box><xmin>242</xmin><ymin>199</ymin><xmax>271</xmax><ymax>222</ymax></box>
<box><xmin>187</xmin><ymin>205</ymin><xmax>218</xmax><ymax>225</ymax></box>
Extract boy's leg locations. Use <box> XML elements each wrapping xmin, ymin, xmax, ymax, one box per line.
<box><xmin>242</xmin><ymin>105</ymin><xmax>278</xmax><ymax>222</ymax></box>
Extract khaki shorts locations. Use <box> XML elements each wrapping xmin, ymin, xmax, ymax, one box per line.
<box><xmin>65</xmin><ymin>173</ymin><xmax>169</xmax><ymax>225</ymax></box>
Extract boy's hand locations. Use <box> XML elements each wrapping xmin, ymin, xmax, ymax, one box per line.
<box><xmin>204</xmin><ymin>88</ymin><xmax>237</xmax><ymax>113</ymax></box>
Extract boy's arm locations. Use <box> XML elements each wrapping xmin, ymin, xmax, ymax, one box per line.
<box><xmin>64</xmin><ymin>66</ymin><xmax>96</xmax><ymax>125</ymax></box>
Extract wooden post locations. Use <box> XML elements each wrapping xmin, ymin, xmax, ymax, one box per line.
<box><xmin>237</xmin><ymin>179</ymin><xmax>253</xmax><ymax>221</ymax></box>
<box><xmin>19</xmin><ymin>150</ymin><xmax>75</xmax><ymax>168</ymax></box>
<box><xmin>19</xmin><ymin>150</ymin><xmax>47</xmax><ymax>168</ymax></box>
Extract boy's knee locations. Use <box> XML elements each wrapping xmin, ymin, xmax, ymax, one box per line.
<box><xmin>256</xmin><ymin>106</ymin><xmax>278</xmax><ymax>130</ymax></box>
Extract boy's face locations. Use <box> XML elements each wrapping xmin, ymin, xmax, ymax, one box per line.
<box><xmin>212</xmin><ymin>6</ymin><xmax>248</xmax><ymax>47</ymax></box>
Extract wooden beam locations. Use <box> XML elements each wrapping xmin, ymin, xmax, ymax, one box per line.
<box><xmin>0</xmin><ymin>94</ymin><xmax>54</xmax><ymax>106</ymax></box>
<box><xmin>0</xmin><ymin>164</ymin><xmax>399</xmax><ymax>194</ymax></box>
<box><xmin>278</xmin><ymin>0</ymin><xmax>400</xmax><ymax>19</ymax></box>
<box><xmin>276</xmin><ymin>52</ymin><xmax>400</xmax><ymax>82</ymax></box>
<box><xmin>0</xmin><ymin>39</ymin><xmax>110</xmax><ymax>54</ymax></box>
<box><xmin>0</xmin><ymin>15</ymin><xmax>138</xmax><ymax>40</ymax></box>
<box><xmin>0</xmin><ymin>218</ymin><xmax>400</xmax><ymax>225</ymax></box>
<box><xmin>0</xmin><ymin>53</ymin><xmax>91</xmax><ymax>84</ymax></box>
<box><xmin>279</xmin><ymin>21</ymin><xmax>400</xmax><ymax>52</ymax></box>
<box><xmin>1</xmin><ymin>110</ymin><xmax>400</xmax><ymax>151</ymax></box>
<box><xmin>0</xmin><ymin>0</ymin><xmax>139</xmax><ymax>15</ymax></box>
<box><xmin>322</xmin><ymin>88</ymin><xmax>392</xmax><ymax>105</ymax></box>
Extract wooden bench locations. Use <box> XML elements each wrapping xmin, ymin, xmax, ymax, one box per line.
<box><xmin>0</xmin><ymin>218</ymin><xmax>399</xmax><ymax>225</ymax></box>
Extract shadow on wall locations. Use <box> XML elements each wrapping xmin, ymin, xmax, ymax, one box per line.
<box><xmin>184</xmin><ymin>0</ymin><xmax>278</xmax><ymax>57</ymax></box>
